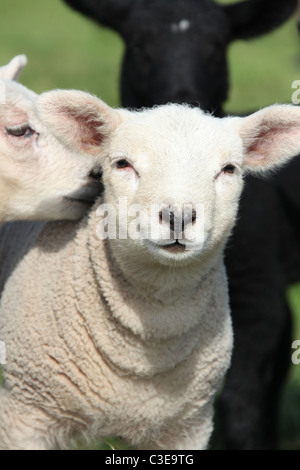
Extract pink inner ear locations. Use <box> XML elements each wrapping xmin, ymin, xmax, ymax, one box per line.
<box><xmin>61</xmin><ymin>107</ymin><xmax>106</xmax><ymax>152</ymax></box>
<box><xmin>246</xmin><ymin>121</ymin><xmax>299</xmax><ymax>157</ymax></box>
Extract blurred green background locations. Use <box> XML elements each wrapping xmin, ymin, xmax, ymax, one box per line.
<box><xmin>1</xmin><ymin>0</ymin><xmax>300</xmax><ymax>112</ymax></box>
<box><xmin>1</xmin><ymin>0</ymin><xmax>300</xmax><ymax>450</ymax></box>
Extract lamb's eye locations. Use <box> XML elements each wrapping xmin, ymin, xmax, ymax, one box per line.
<box><xmin>222</xmin><ymin>164</ymin><xmax>236</xmax><ymax>175</ymax></box>
<box><xmin>6</xmin><ymin>124</ymin><xmax>35</xmax><ymax>138</ymax></box>
<box><xmin>116</xmin><ymin>159</ymin><xmax>131</xmax><ymax>169</ymax></box>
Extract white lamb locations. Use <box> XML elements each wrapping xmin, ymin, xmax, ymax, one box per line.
<box><xmin>0</xmin><ymin>56</ymin><xmax>102</xmax><ymax>222</ymax></box>
<box><xmin>0</xmin><ymin>89</ymin><xmax>300</xmax><ymax>450</ymax></box>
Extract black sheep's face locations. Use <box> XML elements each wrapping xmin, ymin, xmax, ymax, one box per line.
<box><xmin>121</xmin><ymin>1</ymin><xmax>230</xmax><ymax>115</ymax></box>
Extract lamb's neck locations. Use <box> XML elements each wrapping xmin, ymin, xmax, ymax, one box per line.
<box><xmin>119</xmin><ymin>255</ymin><xmax>223</xmax><ymax>304</ymax></box>
<box><xmin>79</xmin><ymin>230</ymin><xmax>229</xmax><ymax>376</ymax></box>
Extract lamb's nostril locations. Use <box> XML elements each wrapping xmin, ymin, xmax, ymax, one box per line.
<box><xmin>159</xmin><ymin>207</ymin><xmax>196</xmax><ymax>232</ymax></box>
<box><xmin>90</xmin><ymin>166</ymin><xmax>103</xmax><ymax>181</ymax></box>
<box><xmin>183</xmin><ymin>208</ymin><xmax>197</xmax><ymax>227</ymax></box>
<box><xmin>192</xmin><ymin>209</ymin><xmax>197</xmax><ymax>224</ymax></box>
<box><xmin>159</xmin><ymin>209</ymin><xmax>175</xmax><ymax>229</ymax></box>
<box><xmin>159</xmin><ymin>208</ymin><xmax>179</xmax><ymax>233</ymax></box>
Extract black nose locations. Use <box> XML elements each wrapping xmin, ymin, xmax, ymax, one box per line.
<box><xmin>159</xmin><ymin>209</ymin><xmax>175</xmax><ymax>231</ymax></box>
<box><xmin>89</xmin><ymin>166</ymin><xmax>103</xmax><ymax>181</ymax></box>
<box><xmin>159</xmin><ymin>207</ymin><xmax>197</xmax><ymax>233</ymax></box>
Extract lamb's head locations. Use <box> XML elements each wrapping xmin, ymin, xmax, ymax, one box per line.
<box><xmin>95</xmin><ymin>105</ymin><xmax>246</xmax><ymax>271</ymax></box>
<box><xmin>0</xmin><ymin>56</ymin><xmax>103</xmax><ymax>222</ymax></box>
<box><xmin>37</xmin><ymin>90</ymin><xmax>300</xmax><ymax>276</ymax></box>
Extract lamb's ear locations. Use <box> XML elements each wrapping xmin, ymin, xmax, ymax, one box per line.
<box><xmin>223</xmin><ymin>0</ymin><xmax>297</xmax><ymax>41</ymax></box>
<box><xmin>0</xmin><ymin>55</ymin><xmax>27</xmax><ymax>81</ymax></box>
<box><xmin>239</xmin><ymin>104</ymin><xmax>300</xmax><ymax>173</ymax></box>
<box><xmin>37</xmin><ymin>90</ymin><xmax>122</xmax><ymax>156</ymax></box>
<box><xmin>63</xmin><ymin>0</ymin><xmax>133</xmax><ymax>35</ymax></box>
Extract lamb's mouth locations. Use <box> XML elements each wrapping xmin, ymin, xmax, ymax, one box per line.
<box><xmin>64</xmin><ymin>182</ymin><xmax>104</xmax><ymax>206</ymax></box>
<box><xmin>160</xmin><ymin>240</ymin><xmax>186</xmax><ymax>253</ymax></box>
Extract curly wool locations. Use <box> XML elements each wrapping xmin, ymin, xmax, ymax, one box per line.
<box><xmin>0</xmin><ymin>211</ymin><xmax>232</xmax><ymax>450</ymax></box>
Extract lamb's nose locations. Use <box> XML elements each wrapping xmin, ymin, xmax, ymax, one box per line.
<box><xmin>89</xmin><ymin>166</ymin><xmax>103</xmax><ymax>181</ymax></box>
<box><xmin>159</xmin><ymin>209</ymin><xmax>177</xmax><ymax>232</ymax></box>
<box><xmin>159</xmin><ymin>207</ymin><xmax>197</xmax><ymax>233</ymax></box>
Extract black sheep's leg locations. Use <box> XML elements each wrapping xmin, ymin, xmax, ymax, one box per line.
<box><xmin>218</xmin><ymin>292</ymin><xmax>291</xmax><ymax>449</ymax></box>
<box><xmin>217</xmin><ymin>176</ymin><xmax>292</xmax><ymax>450</ymax></box>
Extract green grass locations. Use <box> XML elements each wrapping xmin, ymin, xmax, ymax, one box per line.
<box><xmin>0</xmin><ymin>0</ymin><xmax>123</xmax><ymax>107</ymax></box>
<box><xmin>218</xmin><ymin>0</ymin><xmax>300</xmax><ymax>113</ymax></box>
<box><xmin>1</xmin><ymin>0</ymin><xmax>300</xmax><ymax>450</ymax></box>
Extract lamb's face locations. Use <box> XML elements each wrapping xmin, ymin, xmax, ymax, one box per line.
<box><xmin>0</xmin><ymin>79</ymin><xmax>102</xmax><ymax>221</ymax></box>
<box><xmin>101</xmin><ymin>105</ymin><xmax>244</xmax><ymax>267</ymax></box>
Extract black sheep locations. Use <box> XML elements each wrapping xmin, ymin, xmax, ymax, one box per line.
<box><xmin>63</xmin><ymin>0</ymin><xmax>299</xmax><ymax>449</ymax></box>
